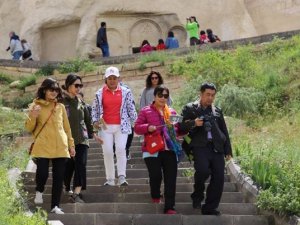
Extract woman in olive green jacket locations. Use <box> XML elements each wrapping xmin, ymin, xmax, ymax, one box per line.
<box><xmin>25</xmin><ymin>78</ymin><xmax>75</xmax><ymax>214</ymax></box>
<box><xmin>62</xmin><ymin>74</ymin><xmax>96</xmax><ymax>203</ymax></box>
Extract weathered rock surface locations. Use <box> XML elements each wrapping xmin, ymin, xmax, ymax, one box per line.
<box><xmin>0</xmin><ymin>1</ymin><xmax>300</xmax><ymax>61</ymax></box>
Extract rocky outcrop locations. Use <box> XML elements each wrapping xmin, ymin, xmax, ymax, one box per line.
<box><xmin>0</xmin><ymin>0</ymin><xmax>299</xmax><ymax>61</ymax></box>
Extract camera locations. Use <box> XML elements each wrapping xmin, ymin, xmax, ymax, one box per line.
<box><xmin>199</xmin><ymin>113</ymin><xmax>214</xmax><ymax>140</ymax></box>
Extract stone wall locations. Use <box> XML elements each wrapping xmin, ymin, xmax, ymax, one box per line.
<box><xmin>1</xmin><ymin>0</ymin><xmax>300</xmax><ymax>61</ymax></box>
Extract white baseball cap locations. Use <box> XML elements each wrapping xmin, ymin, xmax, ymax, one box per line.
<box><xmin>104</xmin><ymin>66</ymin><xmax>120</xmax><ymax>78</ymax></box>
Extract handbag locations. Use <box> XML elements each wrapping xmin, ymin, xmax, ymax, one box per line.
<box><xmin>28</xmin><ymin>103</ymin><xmax>56</xmax><ymax>155</ymax></box>
<box><xmin>144</xmin><ymin>132</ymin><xmax>165</xmax><ymax>154</ymax></box>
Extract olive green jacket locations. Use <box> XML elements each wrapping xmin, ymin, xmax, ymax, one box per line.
<box><xmin>62</xmin><ymin>95</ymin><xmax>94</xmax><ymax>146</ymax></box>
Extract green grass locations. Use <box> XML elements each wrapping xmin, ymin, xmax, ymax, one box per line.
<box><xmin>0</xmin><ymin>107</ymin><xmax>26</xmax><ymax>136</ymax></box>
<box><xmin>0</xmin><ymin>73</ymin><xmax>14</xmax><ymax>84</ymax></box>
<box><xmin>170</xmin><ymin>35</ymin><xmax>300</xmax><ymax>216</ymax></box>
<box><xmin>0</xmin><ymin>107</ymin><xmax>47</xmax><ymax>224</ymax></box>
<box><xmin>138</xmin><ymin>51</ymin><xmax>175</xmax><ymax>70</ymax></box>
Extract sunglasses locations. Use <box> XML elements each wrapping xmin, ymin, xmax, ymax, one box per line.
<box><xmin>151</xmin><ymin>77</ymin><xmax>159</xmax><ymax>80</ymax></box>
<box><xmin>48</xmin><ymin>87</ymin><xmax>60</xmax><ymax>93</ymax></box>
<box><xmin>74</xmin><ymin>84</ymin><xmax>83</xmax><ymax>88</ymax></box>
<box><xmin>157</xmin><ymin>93</ymin><xmax>169</xmax><ymax>99</ymax></box>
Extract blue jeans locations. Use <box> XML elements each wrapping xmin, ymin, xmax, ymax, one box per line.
<box><xmin>12</xmin><ymin>51</ymin><xmax>23</xmax><ymax>60</ymax></box>
<box><xmin>100</xmin><ymin>43</ymin><xmax>110</xmax><ymax>57</ymax></box>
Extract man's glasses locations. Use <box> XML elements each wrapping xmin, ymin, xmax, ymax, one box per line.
<box><xmin>151</xmin><ymin>77</ymin><xmax>158</xmax><ymax>80</ymax></box>
<box><xmin>157</xmin><ymin>93</ymin><xmax>169</xmax><ymax>99</ymax></box>
<box><xmin>74</xmin><ymin>84</ymin><xmax>83</xmax><ymax>88</ymax></box>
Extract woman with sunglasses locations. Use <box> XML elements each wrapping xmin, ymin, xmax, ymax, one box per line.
<box><xmin>61</xmin><ymin>74</ymin><xmax>96</xmax><ymax>203</ymax></box>
<box><xmin>139</xmin><ymin>71</ymin><xmax>172</xmax><ymax>109</ymax></box>
<box><xmin>25</xmin><ymin>78</ymin><xmax>75</xmax><ymax>214</ymax></box>
<box><xmin>134</xmin><ymin>85</ymin><xmax>183</xmax><ymax>215</ymax></box>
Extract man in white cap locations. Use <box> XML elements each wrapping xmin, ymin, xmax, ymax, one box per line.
<box><xmin>92</xmin><ymin>66</ymin><xmax>137</xmax><ymax>186</ymax></box>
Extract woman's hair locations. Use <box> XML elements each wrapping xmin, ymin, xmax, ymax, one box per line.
<box><xmin>190</xmin><ymin>16</ymin><xmax>199</xmax><ymax>28</ymax></box>
<box><xmin>141</xmin><ymin>40</ymin><xmax>150</xmax><ymax>46</ymax></box>
<box><xmin>146</xmin><ymin>71</ymin><xmax>164</xmax><ymax>89</ymax></box>
<box><xmin>168</xmin><ymin>31</ymin><xmax>174</xmax><ymax>38</ymax></box>
<box><xmin>153</xmin><ymin>85</ymin><xmax>170</xmax><ymax>96</ymax></box>
<box><xmin>36</xmin><ymin>78</ymin><xmax>62</xmax><ymax>101</ymax></box>
<box><xmin>158</xmin><ymin>39</ymin><xmax>164</xmax><ymax>44</ymax></box>
<box><xmin>62</xmin><ymin>73</ymin><xmax>82</xmax><ymax>91</ymax></box>
<box><xmin>206</xmin><ymin>29</ymin><xmax>213</xmax><ymax>35</ymax></box>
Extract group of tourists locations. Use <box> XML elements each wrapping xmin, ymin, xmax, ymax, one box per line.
<box><xmin>25</xmin><ymin>66</ymin><xmax>232</xmax><ymax>216</ymax></box>
<box><xmin>6</xmin><ymin>31</ymin><xmax>33</xmax><ymax>60</ymax></box>
<box><xmin>185</xmin><ymin>16</ymin><xmax>221</xmax><ymax>46</ymax></box>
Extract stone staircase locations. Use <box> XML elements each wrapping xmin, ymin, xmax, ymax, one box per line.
<box><xmin>22</xmin><ymin>137</ymin><xmax>273</xmax><ymax>225</ymax></box>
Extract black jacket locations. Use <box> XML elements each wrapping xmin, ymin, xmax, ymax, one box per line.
<box><xmin>96</xmin><ymin>27</ymin><xmax>107</xmax><ymax>47</ymax></box>
<box><xmin>179</xmin><ymin>101</ymin><xmax>232</xmax><ymax>156</ymax></box>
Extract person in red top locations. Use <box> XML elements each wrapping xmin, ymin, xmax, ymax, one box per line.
<box><xmin>92</xmin><ymin>67</ymin><xmax>137</xmax><ymax>186</ymax></box>
<box><xmin>140</xmin><ymin>40</ymin><xmax>153</xmax><ymax>53</ymax></box>
<box><xmin>156</xmin><ymin>39</ymin><xmax>166</xmax><ymax>51</ymax></box>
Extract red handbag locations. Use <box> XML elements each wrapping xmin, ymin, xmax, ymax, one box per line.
<box><xmin>144</xmin><ymin>132</ymin><xmax>165</xmax><ymax>154</ymax></box>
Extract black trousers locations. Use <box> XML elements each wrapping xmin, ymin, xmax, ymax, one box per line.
<box><xmin>64</xmin><ymin>144</ymin><xmax>88</xmax><ymax>191</ymax></box>
<box><xmin>126</xmin><ymin>127</ymin><xmax>134</xmax><ymax>156</ymax></box>
<box><xmin>144</xmin><ymin>151</ymin><xmax>177</xmax><ymax>212</ymax></box>
<box><xmin>35</xmin><ymin>157</ymin><xmax>67</xmax><ymax>209</ymax></box>
<box><xmin>191</xmin><ymin>146</ymin><xmax>225</xmax><ymax>212</ymax></box>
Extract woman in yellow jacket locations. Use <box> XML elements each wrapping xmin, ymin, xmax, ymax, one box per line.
<box><xmin>25</xmin><ymin>78</ymin><xmax>75</xmax><ymax>214</ymax></box>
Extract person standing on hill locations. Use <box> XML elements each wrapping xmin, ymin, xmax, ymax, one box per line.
<box><xmin>97</xmin><ymin>22</ymin><xmax>110</xmax><ymax>57</ymax></box>
<box><xmin>25</xmin><ymin>78</ymin><xmax>75</xmax><ymax>214</ymax></box>
<box><xmin>179</xmin><ymin>82</ymin><xmax>232</xmax><ymax>216</ymax></box>
<box><xmin>92</xmin><ymin>66</ymin><xmax>137</xmax><ymax>186</ymax></box>
<box><xmin>185</xmin><ymin>16</ymin><xmax>200</xmax><ymax>46</ymax></box>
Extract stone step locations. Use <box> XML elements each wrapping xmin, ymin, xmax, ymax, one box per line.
<box><xmin>44</xmin><ymin>203</ymin><xmax>258</xmax><ymax>215</ymax></box>
<box><xmin>23</xmin><ymin>174</ymin><xmax>232</xmax><ymax>186</ymax></box>
<box><xmin>24</xmin><ymin>176</ymin><xmax>223</xmax><ymax>186</ymax></box>
<box><xmin>86</xmin><ymin>152</ymin><xmax>144</xmax><ymax>160</ymax></box>
<box><xmin>23</xmin><ymin>167</ymin><xmax>207</xmax><ymax>178</ymax></box>
<box><xmin>30</xmin><ymin>192</ymin><xmax>243</xmax><ymax>204</ymax></box>
<box><xmin>70</xmin><ymin>157</ymin><xmax>190</xmax><ymax>165</ymax></box>
<box><xmin>89</xmin><ymin>142</ymin><xmax>142</xmax><ymax>148</ymax></box>
<box><xmin>60</xmin><ymin>161</ymin><xmax>193</xmax><ymax>170</ymax></box>
<box><xmin>25</xmin><ymin>182</ymin><xmax>237</xmax><ymax>195</ymax></box>
<box><xmin>47</xmin><ymin>213</ymin><xmax>270</xmax><ymax>225</ymax></box>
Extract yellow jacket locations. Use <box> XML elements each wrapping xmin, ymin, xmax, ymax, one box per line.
<box><xmin>25</xmin><ymin>99</ymin><xmax>74</xmax><ymax>158</ymax></box>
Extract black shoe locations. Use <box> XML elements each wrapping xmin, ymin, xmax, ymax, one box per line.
<box><xmin>192</xmin><ymin>198</ymin><xmax>202</xmax><ymax>209</ymax></box>
<box><xmin>201</xmin><ymin>209</ymin><xmax>221</xmax><ymax>216</ymax></box>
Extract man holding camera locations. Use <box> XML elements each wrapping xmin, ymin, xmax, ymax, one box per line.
<box><xmin>179</xmin><ymin>82</ymin><xmax>232</xmax><ymax>216</ymax></box>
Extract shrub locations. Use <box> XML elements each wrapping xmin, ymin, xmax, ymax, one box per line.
<box><xmin>35</xmin><ymin>64</ymin><xmax>56</xmax><ymax>76</ymax></box>
<box><xmin>0</xmin><ymin>73</ymin><xmax>14</xmax><ymax>84</ymax></box>
<box><xmin>16</xmin><ymin>75</ymin><xmax>36</xmax><ymax>90</ymax></box>
<box><xmin>0</xmin><ymin>107</ymin><xmax>26</xmax><ymax>135</ymax></box>
<box><xmin>138</xmin><ymin>52</ymin><xmax>173</xmax><ymax>71</ymax></box>
<box><xmin>58</xmin><ymin>58</ymin><xmax>96</xmax><ymax>73</ymax></box>
<box><xmin>11</xmin><ymin>94</ymin><xmax>34</xmax><ymax>109</ymax></box>
<box><xmin>0</xmin><ymin>145</ymin><xmax>47</xmax><ymax>224</ymax></box>
<box><xmin>215</xmin><ymin>84</ymin><xmax>264</xmax><ymax>118</ymax></box>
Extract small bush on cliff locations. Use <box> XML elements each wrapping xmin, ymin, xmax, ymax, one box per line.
<box><xmin>58</xmin><ymin>58</ymin><xmax>96</xmax><ymax>73</ymax></box>
<box><xmin>35</xmin><ymin>64</ymin><xmax>56</xmax><ymax>76</ymax></box>
<box><xmin>0</xmin><ymin>73</ymin><xmax>14</xmax><ymax>84</ymax></box>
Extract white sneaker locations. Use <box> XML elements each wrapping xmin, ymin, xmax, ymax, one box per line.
<box><xmin>118</xmin><ymin>175</ymin><xmax>128</xmax><ymax>186</ymax></box>
<box><xmin>34</xmin><ymin>191</ymin><xmax>43</xmax><ymax>204</ymax></box>
<box><xmin>51</xmin><ymin>206</ymin><xmax>64</xmax><ymax>214</ymax></box>
<box><xmin>104</xmin><ymin>179</ymin><xmax>115</xmax><ymax>186</ymax></box>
